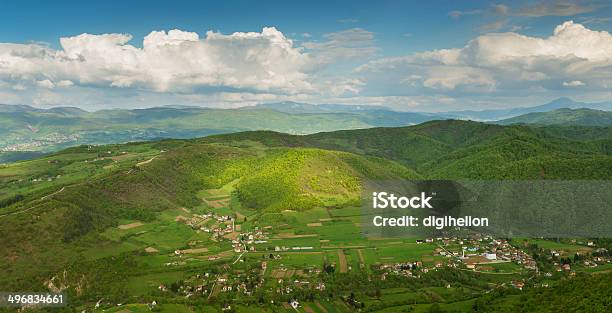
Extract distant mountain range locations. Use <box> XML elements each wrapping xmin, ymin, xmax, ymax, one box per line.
<box><xmin>497</xmin><ymin>108</ymin><xmax>612</xmax><ymax>127</ymax></box>
<box><xmin>0</xmin><ymin>102</ymin><xmax>433</xmax><ymax>158</ymax></box>
<box><xmin>443</xmin><ymin>97</ymin><xmax>612</xmax><ymax>121</ymax></box>
<box><xmin>256</xmin><ymin>98</ymin><xmax>612</xmax><ymax>123</ymax></box>
<box><xmin>1</xmin><ymin>97</ymin><xmax>611</xmax><ymax>162</ymax></box>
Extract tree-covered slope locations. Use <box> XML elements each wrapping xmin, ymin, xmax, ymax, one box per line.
<box><xmin>234</xmin><ymin>147</ymin><xmax>418</xmax><ymax>211</ymax></box>
<box><xmin>202</xmin><ymin>120</ymin><xmax>612</xmax><ymax>179</ymax></box>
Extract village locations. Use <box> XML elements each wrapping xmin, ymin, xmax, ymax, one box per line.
<box><xmin>96</xmin><ymin>176</ymin><xmax>609</xmax><ymax>313</ymax></box>
<box><xmin>374</xmin><ymin>235</ymin><xmax>537</xmax><ymax>280</ymax></box>
<box><xmin>374</xmin><ymin>235</ymin><xmax>611</xmax><ymax>292</ymax></box>
<box><xmin>142</xmin><ymin>197</ymin><xmax>612</xmax><ymax>311</ymax></box>
<box><xmin>156</xmin><ymin>216</ymin><xmax>609</xmax><ymax>311</ymax></box>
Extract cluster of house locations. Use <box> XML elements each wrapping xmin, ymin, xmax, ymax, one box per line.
<box><xmin>231</xmin><ymin>228</ymin><xmax>270</xmax><ymax>253</ymax></box>
<box><xmin>158</xmin><ymin>268</ymin><xmax>267</xmax><ymax>300</ymax></box>
<box><xmin>2</xmin><ymin>132</ymin><xmax>79</xmax><ymax>152</ymax></box>
<box><xmin>209</xmin><ymin>262</ymin><xmax>328</xmax><ymax>300</ymax></box>
<box><xmin>158</xmin><ymin>272</ymin><xmax>215</xmax><ymax>297</ymax></box>
<box><xmin>218</xmin><ymin>276</ymin><xmax>263</xmax><ymax>295</ymax></box>
<box><xmin>274</xmin><ymin>278</ymin><xmax>326</xmax><ymax>294</ymax></box>
<box><xmin>374</xmin><ymin>235</ymin><xmax>541</xmax><ymax>280</ymax></box>
<box><xmin>550</xmin><ymin>246</ymin><xmax>610</xmax><ymax>272</ymax></box>
<box><xmin>179</xmin><ymin>212</ymin><xmax>235</xmax><ymax>241</ymax></box>
<box><xmin>376</xmin><ymin>261</ymin><xmax>426</xmax><ymax>279</ymax></box>
<box><xmin>273</xmin><ymin>267</ymin><xmax>326</xmax><ymax>295</ymax></box>
<box><xmin>429</xmin><ymin>236</ymin><xmax>537</xmax><ymax>271</ymax></box>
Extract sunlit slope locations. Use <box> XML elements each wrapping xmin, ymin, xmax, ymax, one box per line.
<box><xmin>204</xmin><ymin>120</ymin><xmax>612</xmax><ymax>179</ymax></box>
<box><xmin>235</xmin><ymin>147</ymin><xmax>418</xmax><ymax>210</ymax></box>
<box><xmin>0</xmin><ymin>141</ymin><xmax>417</xmax><ymax>289</ymax></box>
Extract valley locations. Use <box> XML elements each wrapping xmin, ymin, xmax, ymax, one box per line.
<box><xmin>0</xmin><ymin>120</ymin><xmax>611</xmax><ymax>312</ymax></box>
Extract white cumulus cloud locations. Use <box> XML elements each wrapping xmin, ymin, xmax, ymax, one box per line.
<box><xmin>0</xmin><ymin>27</ymin><xmax>316</xmax><ymax>94</ymax></box>
<box><xmin>355</xmin><ymin>21</ymin><xmax>612</xmax><ymax>96</ymax></box>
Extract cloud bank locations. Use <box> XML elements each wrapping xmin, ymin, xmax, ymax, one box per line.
<box><xmin>0</xmin><ymin>28</ymin><xmax>315</xmax><ymax>94</ymax></box>
<box><xmin>355</xmin><ymin>21</ymin><xmax>612</xmax><ymax>95</ymax></box>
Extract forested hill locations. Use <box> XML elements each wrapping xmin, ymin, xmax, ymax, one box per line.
<box><xmin>201</xmin><ymin>120</ymin><xmax>612</xmax><ymax>179</ymax></box>
<box><xmin>0</xmin><ymin>140</ymin><xmax>417</xmax><ymax>289</ymax></box>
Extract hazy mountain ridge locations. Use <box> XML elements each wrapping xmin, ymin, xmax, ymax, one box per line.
<box><xmin>446</xmin><ymin>98</ymin><xmax>612</xmax><ymax>121</ymax></box>
<box><xmin>497</xmin><ymin>108</ymin><xmax>612</xmax><ymax>126</ymax></box>
<box><xmin>1</xmin><ymin>98</ymin><xmax>611</xmax><ymax>162</ymax></box>
<box><xmin>0</xmin><ymin>103</ymin><xmax>431</xmax><ymax>157</ymax></box>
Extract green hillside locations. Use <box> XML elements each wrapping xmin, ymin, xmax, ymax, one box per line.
<box><xmin>0</xmin><ymin>139</ymin><xmax>417</xmax><ymax>291</ymax></box>
<box><xmin>234</xmin><ymin>148</ymin><xmax>418</xmax><ymax>210</ymax></box>
<box><xmin>203</xmin><ymin>120</ymin><xmax>612</xmax><ymax>179</ymax></box>
<box><xmin>498</xmin><ymin>108</ymin><xmax>612</xmax><ymax>127</ymax></box>
<box><xmin>1</xmin><ymin>120</ymin><xmax>610</xmax><ymax>312</ymax></box>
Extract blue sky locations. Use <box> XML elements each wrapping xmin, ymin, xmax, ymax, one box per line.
<box><xmin>1</xmin><ymin>1</ymin><xmax>475</xmax><ymax>51</ymax></box>
<box><xmin>1</xmin><ymin>0</ymin><xmax>612</xmax><ymax>111</ymax></box>
<box><xmin>6</xmin><ymin>1</ymin><xmax>609</xmax><ymax>54</ymax></box>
